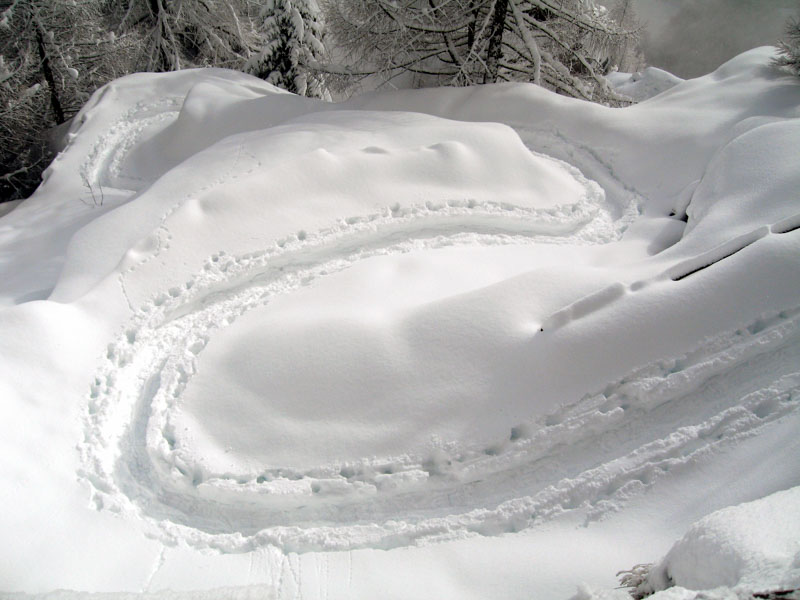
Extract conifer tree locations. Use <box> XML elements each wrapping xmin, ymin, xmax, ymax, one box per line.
<box><xmin>245</xmin><ymin>0</ymin><xmax>328</xmax><ymax>98</ymax></box>
<box><xmin>774</xmin><ymin>14</ymin><xmax>800</xmax><ymax>77</ymax></box>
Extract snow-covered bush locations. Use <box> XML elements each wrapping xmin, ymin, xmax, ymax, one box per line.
<box><xmin>617</xmin><ymin>563</ymin><xmax>656</xmax><ymax>599</ymax></box>
<box><xmin>611</xmin><ymin>488</ymin><xmax>800</xmax><ymax>600</ymax></box>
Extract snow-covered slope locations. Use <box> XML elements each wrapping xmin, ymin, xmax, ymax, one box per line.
<box><xmin>0</xmin><ymin>47</ymin><xmax>798</xmax><ymax>598</ymax></box>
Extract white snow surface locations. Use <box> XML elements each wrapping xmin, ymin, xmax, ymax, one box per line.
<box><xmin>0</xmin><ymin>47</ymin><xmax>799</xmax><ymax>598</ymax></box>
<box><xmin>580</xmin><ymin>488</ymin><xmax>800</xmax><ymax>600</ymax></box>
<box><xmin>651</xmin><ymin>486</ymin><xmax>800</xmax><ymax>592</ymax></box>
<box><xmin>606</xmin><ymin>67</ymin><xmax>685</xmax><ymax>102</ymax></box>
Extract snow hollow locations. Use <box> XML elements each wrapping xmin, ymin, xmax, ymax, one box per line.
<box><xmin>0</xmin><ymin>47</ymin><xmax>799</xmax><ymax>599</ymax></box>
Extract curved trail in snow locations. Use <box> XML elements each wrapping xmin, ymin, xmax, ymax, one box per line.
<box><xmin>76</xmin><ymin>97</ymin><xmax>799</xmax><ymax>554</ymax></box>
<box><xmin>80</xmin><ymin>96</ymin><xmax>182</xmax><ymax>192</ymax></box>
<box><xmin>78</xmin><ymin>201</ymin><xmax>800</xmax><ymax>553</ymax></box>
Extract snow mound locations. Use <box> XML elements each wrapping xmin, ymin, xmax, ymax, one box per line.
<box><xmin>52</xmin><ymin>106</ymin><xmax>606</xmax><ymax>306</ymax></box>
<box><xmin>606</xmin><ymin>67</ymin><xmax>684</xmax><ymax>102</ymax></box>
<box><xmin>645</xmin><ymin>487</ymin><xmax>800</xmax><ymax>596</ymax></box>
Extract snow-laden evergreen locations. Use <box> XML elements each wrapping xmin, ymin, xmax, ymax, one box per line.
<box><xmin>245</xmin><ymin>0</ymin><xmax>328</xmax><ymax>98</ymax></box>
<box><xmin>774</xmin><ymin>14</ymin><xmax>800</xmax><ymax>77</ymax></box>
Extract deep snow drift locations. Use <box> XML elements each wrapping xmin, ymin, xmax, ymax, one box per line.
<box><xmin>0</xmin><ymin>47</ymin><xmax>798</xmax><ymax>599</ymax></box>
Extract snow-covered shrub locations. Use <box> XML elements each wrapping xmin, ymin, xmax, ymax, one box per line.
<box><xmin>617</xmin><ymin>563</ymin><xmax>656</xmax><ymax>599</ymax></box>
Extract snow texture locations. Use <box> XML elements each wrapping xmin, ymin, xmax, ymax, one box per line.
<box><xmin>606</xmin><ymin>67</ymin><xmax>685</xmax><ymax>102</ymax></box>
<box><xmin>650</xmin><ymin>487</ymin><xmax>800</xmax><ymax>592</ymax></box>
<box><xmin>0</xmin><ymin>47</ymin><xmax>798</xmax><ymax>599</ymax></box>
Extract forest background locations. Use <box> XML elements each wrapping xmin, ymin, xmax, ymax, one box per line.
<box><xmin>0</xmin><ymin>0</ymin><xmax>796</xmax><ymax>203</ymax></box>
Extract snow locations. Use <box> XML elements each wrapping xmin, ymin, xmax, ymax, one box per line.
<box><xmin>581</xmin><ymin>487</ymin><xmax>800</xmax><ymax>599</ymax></box>
<box><xmin>650</xmin><ymin>487</ymin><xmax>800</xmax><ymax>593</ymax></box>
<box><xmin>606</xmin><ymin>67</ymin><xmax>685</xmax><ymax>102</ymax></box>
<box><xmin>0</xmin><ymin>47</ymin><xmax>799</xmax><ymax>598</ymax></box>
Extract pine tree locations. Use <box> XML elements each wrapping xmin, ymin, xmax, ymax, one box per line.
<box><xmin>322</xmin><ymin>0</ymin><xmax>636</xmax><ymax>103</ymax></box>
<box><xmin>774</xmin><ymin>14</ymin><xmax>800</xmax><ymax>77</ymax></box>
<box><xmin>245</xmin><ymin>0</ymin><xmax>328</xmax><ymax>98</ymax></box>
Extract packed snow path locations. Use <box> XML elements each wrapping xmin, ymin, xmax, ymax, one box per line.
<box><xmin>79</xmin><ymin>224</ymin><xmax>800</xmax><ymax>552</ymax></box>
<box><xmin>79</xmin><ymin>164</ymin><xmax>634</xmax><ymax>551</ymax></box>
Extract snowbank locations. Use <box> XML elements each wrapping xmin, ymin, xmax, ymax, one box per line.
<box><xmin>583</xmin><ymin>488</ymin><xmax>800</xmax><ymax>599</ymax></box>
<box><xmin>648</xmin><ymin>486</ymin><xmax>800</xmax><ymax>594</ymax></box>
<box><xmin>606</xmin><ymin>67</ymin><xmax>685</xmax><ymax>102</ymax></box>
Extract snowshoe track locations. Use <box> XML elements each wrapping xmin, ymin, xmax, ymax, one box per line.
<box><xmin>80</xmin><ymin>96</ymin><xmax>182</xmax><ymax>192</ymax></box>
<box><xmin>78</xmin><ymin>196</ymin><xmax>800</xmax><ymax>552</ymax></box>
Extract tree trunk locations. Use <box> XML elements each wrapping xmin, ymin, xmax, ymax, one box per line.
<box><xmin>145</xmin><ymin>0</ymin><xmax>174</xmax><ymax>72</ymax></box>
<box><xmin>484</xmin><ymin>0</ymin><xmax>509</xmax><ymax>83</ymax></box>
<box><xmin>33</xmin><ymin>16</ymin><xmax>65</xmax><ymax>124</ymax></box>
<box><xmin>467</xmin><ymin>0</ymin><xmax>479</xmax><ymax>51</ymax></box>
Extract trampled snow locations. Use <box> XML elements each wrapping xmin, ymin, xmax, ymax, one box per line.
<box><xmin>0</xmin><ymin>47</ymin><xmax>798</xmax><ymax>599</ymax></box>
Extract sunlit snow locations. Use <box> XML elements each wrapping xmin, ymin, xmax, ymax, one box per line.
<box><xmin>0</xmin><ymin>47</ymin><xmax>798</xmax><ymax>599</ymax></box>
